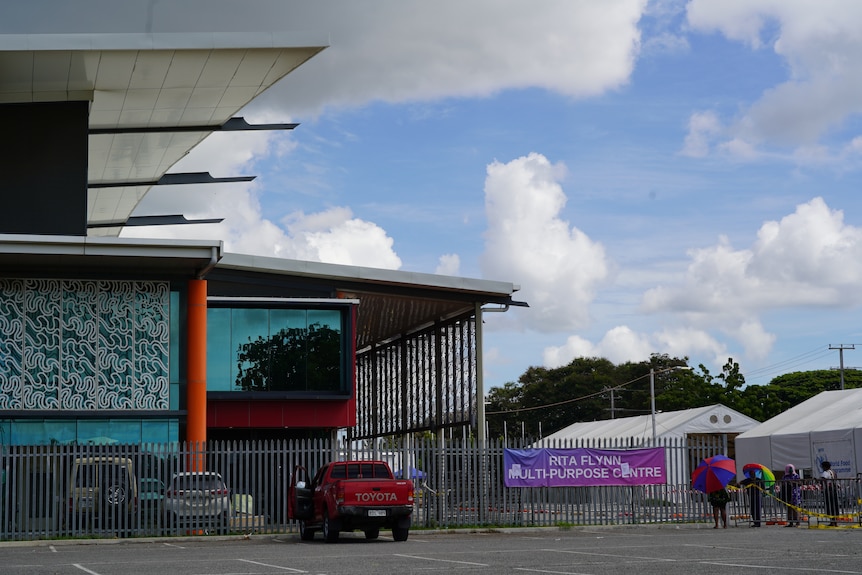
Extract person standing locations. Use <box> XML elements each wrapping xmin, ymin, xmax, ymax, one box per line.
<box><xmin>708</xmin><ymin>487</ymin><xmax>730</xmax><ymax>528</ymax></box>
<box><xmin>740</xmin><ymin>468</ymin><xmax>763</xmax><ymax>527</ymax></box>
<box><xmin>781</xmin><ymin>464</ymin><xmax>802</xmax><ymax>527</ymax></box>
<box><xmin>820</xmin><ymin>460</ymin><xmax>839</xmax><ymax>526</ymax></box>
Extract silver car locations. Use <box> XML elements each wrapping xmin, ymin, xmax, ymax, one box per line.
<box><xmin>162</xmin><ymin>471</ymin><xmax>231</xmax><ymax>532</ymax></box>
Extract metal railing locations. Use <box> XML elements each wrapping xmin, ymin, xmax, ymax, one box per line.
<box><xmin>1</xmin><ymin>436</ymin><xmax>856</xmax><ymax>541</ymax></box>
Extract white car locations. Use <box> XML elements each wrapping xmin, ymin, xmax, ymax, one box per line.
<box><xmin>162</xmin><ymin>471</ymin><xmax>231</xmax><ymax>532</ymax></box>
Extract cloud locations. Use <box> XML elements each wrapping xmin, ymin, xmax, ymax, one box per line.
<box><xmin>279</xmin><ymin>207</ymin><xmax>402</xmax><ymax>268</ymax></box>
<box><xmin>640</xmin><ymin>196</ymin><xmax>862</xmax><ymax>356</ymax></box>
<box><xmin>259</xmin><ymin>1</ymin><xmax>648</xmax><ymax>117</ymax></box>
<box><xmin>435</xmin><ymin>254</ymin><xmax>461</xmax><ymax>276</ymax></box>
<box><xmin>543</xmin><ymin>326</ymin><xmax>727</xmax><ymax>368</ymax></box>
<box><xmin>545</xmin><ymin>196</ymin><xmax>862</xmax><ymax>370</ymax></box>
<box><xmin>686</xmin><ymin>0</ymin><xmax>862</xmax><ymax>150</ymax></box>
<box><xmin>480</xmin><ymin>153</ymin><xmax>611</xmax><ymax>332</ymax></box>
<box><xmin>122</xmin><ymin>132</ymin><xmax>402</xmax><ymax>269</ymax></box>
<box><xmin>681</xmin><ymin>111</ymin><xmax>722</xmax><ymax>157</ymax></box>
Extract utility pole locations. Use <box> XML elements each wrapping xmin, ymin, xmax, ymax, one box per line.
<box><xmin>604</xmin><ymin>386</ymin><xmax>617</xmax><ymax>419</ymax></box>
<box><xmin>829</xmin><ymin>344</ymin><xmax>855</xmax><ymax>390</ymax></box>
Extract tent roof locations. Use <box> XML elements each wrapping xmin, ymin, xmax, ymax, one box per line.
<box><xmin>736</xmin><ymin>388</ymin><xmax>862</xmax><ymax>440</ymax></box>
<box><xmin>542</xmin><ymin>404</ymin><xmax>760</xmax><ymax>442</ymax></box>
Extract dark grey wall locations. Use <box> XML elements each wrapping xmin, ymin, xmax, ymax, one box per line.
<box><xmin>0</xmin><ymin>101</ymin><xmax>89</xmax><ymax>235</ymax></box>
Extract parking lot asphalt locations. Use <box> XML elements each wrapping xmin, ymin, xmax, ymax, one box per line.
<box><xmin>0</xmin><ymin>523</ymin><xmax>860</xmax><ymax>575</ymax></box>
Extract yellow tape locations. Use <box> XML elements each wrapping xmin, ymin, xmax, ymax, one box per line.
<box><xmin>744</xmin><ymin>483</ymin><xmax>861</xmax><ymax>521</ymax></box>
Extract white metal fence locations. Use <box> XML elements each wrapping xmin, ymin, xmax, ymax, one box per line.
<box><xmin>0</xmin><ymin>436</ymin><xmax>858</xmax><ymax>541</ymax></box>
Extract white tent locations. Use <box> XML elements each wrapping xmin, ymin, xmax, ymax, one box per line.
<box><xmin>541</xmin><ymin>404</ymin><xmax>760</xmax><ymax>443</ymax></box>
<box><xmin>735</xmin><ymin>388</ymin><xmax>862</xmax><ymax>479</ymax></box>
<box><xmin>536</xmin><ymin>404</ymin><xmax>760</xmax><ymax>488</ymax></box>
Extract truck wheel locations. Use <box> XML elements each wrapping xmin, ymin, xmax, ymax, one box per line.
<box><xmin>364</xmin><ymin>528</ymin><xmax>379</xmax><ymax>540</ymax></box>
<box><xmin>323</xmin><ymin>513</ymin><xmax>340</xmax><ymax>543</ymax></box>
<box><xmin>392</xmin><ymin>526</ymin><xmax>409</xmax><ymax>541</ymax></box>
<box><xmin>299</xmin><ymin>521</ymin><xmax>315</xmax><ymax>541</ymax></box>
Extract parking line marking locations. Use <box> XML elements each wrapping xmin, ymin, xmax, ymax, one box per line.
<box><xmin>73</xmin><ymin>565</ymin><xmax>102</xmax><ymax>575</ymax></box>
<box><xmin>545</xmin><ymin>549</ymin><xmax>675</xmax><ymax>562</ymax></box>
<box><xmin>701</xmin><ymin>562</ymin><xmax>861</xmax><ymax>574</ymax></box>
<box><xmin>394</xmin><ymin>554</ymin><xmax>488</xmax><ymax>566</ymax></box>
<box><xmin>515</xmin><ymin>568</ymin><xmax>593</xmax><ymax>575</ymax></box>
<box><xmin>237</xmin><ymin>559</ymin><xmax>307</xmax><ymax>572</ymax></box>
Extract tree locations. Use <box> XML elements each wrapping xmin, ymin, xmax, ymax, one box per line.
<box><xmin>484</xmin><ymin>355</ymin><xmax>862</xmax><ymax>440</ymax></box>
<box><xmin>485</xmin><ymin>357</ymin><xmax>617</xmax><ymax>440</ymax></box>
<box><xmin>235</xmin><ymin>323</ymin><xmax>341</xmax><ymax>392</ymax></box>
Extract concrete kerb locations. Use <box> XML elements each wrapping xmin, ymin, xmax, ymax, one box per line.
<box><xmin>2</xmin><ymin>520</ymin><xmax>858</xmax><ymax>549</ymax></box>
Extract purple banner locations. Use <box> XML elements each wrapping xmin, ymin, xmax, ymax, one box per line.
<box><xmin>504</xmin><ymin>447</ymin><xmax>666</xmax><ymax>487</ymax></box>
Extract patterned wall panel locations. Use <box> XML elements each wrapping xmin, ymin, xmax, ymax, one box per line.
<box><xmin>0</xmin><ymin>279</ymin><xmax>169</xmax><ymax>411</ymax></box>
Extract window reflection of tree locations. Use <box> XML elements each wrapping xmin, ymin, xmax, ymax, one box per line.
<box><xmin>235</xmin><ymin>323</ymin><xmax>341</xmax><ymax>392</ymax></box>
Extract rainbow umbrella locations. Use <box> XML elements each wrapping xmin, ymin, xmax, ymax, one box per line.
<box><xmin>691</xmin><ymin>454</ymin><xmax>736</xmax><ymax>493</ymax></box>
<box><xmin>742</xmin><ymin>462</ymin><xmax>776</xmax><ymax>488</ymax></box>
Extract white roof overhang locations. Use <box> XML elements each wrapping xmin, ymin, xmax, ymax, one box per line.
<box><xmin>0</xmin><ymin>233</ymin><xmax>222</xmax><ymax>279</ymax></box>
<box><xmin>0</xmin><ymin>32</ymin><xmax>327</xmax><ymax>236</ymax></box>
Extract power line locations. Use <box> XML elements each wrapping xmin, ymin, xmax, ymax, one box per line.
<box><xmin>485</xmin><ymin>371</ymin><xmax>653</xmax><ymax>416</ymax></box>
<box><xmin>740</xmin><ymin>346</ymin><xmax>837</xmax><ymax>384</ymax></box>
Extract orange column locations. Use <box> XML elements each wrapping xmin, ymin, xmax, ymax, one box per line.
<box><xmin>187</xmin><ymin>279</ymin><xmax>207</xmax><ymax>470</ymax></box>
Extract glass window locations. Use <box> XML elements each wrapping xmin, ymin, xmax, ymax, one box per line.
<box><xmin>11</xmin><ymin>420</ymin><xmax>76</xmax><ymax>445</ymax></box>
<box><xmin>77</xmin><ymin>419</ymin><xmax>140</xmax><ymax>445</ymax></box>
<box><xmin>142</xmin><ymin>420</ymin><xmax>176</xmax><ymax>444</ymax></box>
<box><xmin>206</xmin><ymin>308</ymin><xmax>232</xmax><ymax>391</ymax></box>
<box><xmin>206</xmin><ymin>305</ymin><xmax>348</xmax><ymax>395</ymax></box>
<box><xmin>306</xmin><ymin>309</ymin><xmax>342</xmax><ymax>392</ymax></box>
<box><xmin>232</xmin><ymin>308</ymin><xmax>271</xmax><ymax>392</ymax></box>
<box><xmin>268</xmin><ymin>309</ymin><xmax>308</xmax><ymax>391</ymax></box>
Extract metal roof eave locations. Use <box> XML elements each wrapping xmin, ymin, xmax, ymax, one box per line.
<box><xmin>0</xmin><ymin>234</ymin><xmax>223</xmax><ymax>278</ymax></box>
<box><xmin>213</xmin><ymin>252</ymin><xmax>520</xmax><ymax>301</ymax></box>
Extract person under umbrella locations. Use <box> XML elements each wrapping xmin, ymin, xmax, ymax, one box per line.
<box><xmin>708</xmin><ymin>486</ymin><xmax>730</xmax><ymax>528</ymax></box>
<box><xmin>691</xmin><ymin>455</ymin><xmax>736</xmax><ymax>529</ymax></box>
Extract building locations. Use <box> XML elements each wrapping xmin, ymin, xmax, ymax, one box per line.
<box><xmin>0</xmin><ymin>30</ymin><xmax>522</xmax><ymax>447</ymax></box>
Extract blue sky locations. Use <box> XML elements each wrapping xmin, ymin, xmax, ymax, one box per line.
<box><xmin>9</xmin><ymin>0</ymin><xmax>862</xmax><ymax>389</ymax></box>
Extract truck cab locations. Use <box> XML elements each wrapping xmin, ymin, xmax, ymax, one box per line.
<box><xmin>289</xmin><ymin>460</ymin><xmax>413</xmax><ymax>542</ymax></box>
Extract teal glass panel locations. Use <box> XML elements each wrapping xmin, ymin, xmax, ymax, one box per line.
<box><xmin>206</xmin><ymin>308</ymin><xmax>232</xmax><ymax>391</ymax></box>
<box><xmin>77</xmin><ymin>420</ymin><xmax>141</xmax><ymax>445</ymax></box>
<box><xmin>142</xmin><ymin>420</ymin><xmax>176</xmax><ymax>444</ymax></box>
<box><xmin>269</xmin><ymin>309</ymin><xmax>307</xmax><ymax>391</ymax></box>
<box><xmin>170</xmin><ymin>382</ymin><xmax>179</xmax><ymax>410</ymax></box>
<box><xmin>306</xmin><ymin>309</ymin><xmax>342</xmax><ymax>391</ymax></box>
<box><xmin>205</xmin><ymin>306</ymin><xmax>348</xmax><ymax>394</ymax></box>
<box><xmin>232</xmin><ymin>308</ymin><xmax>271</xmax><ymax>392</ymax></box>
<box><xmin>11</xmin><ymin>420</ymin><xmax>76</xmax><ymax>445</ymax></box>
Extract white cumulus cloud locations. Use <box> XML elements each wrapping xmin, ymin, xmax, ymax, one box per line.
<box><xmin>435</xmin><ymin>254</ymin><xmax>461</xmax><ymax>276</ymax></box>
<box><xmin>641</xmin><ymin>197</ymin><xmax>862</xmax><ymax>359</ymax></box>
<box><xmin>480</xmin><ymin>153</ymin><xmax>611</xmax><ymax>332</ymax></box>
<box><xmin>686</xmin><ymin>0</ymin><xmax>862</xmax><ymax>153</ymax></box>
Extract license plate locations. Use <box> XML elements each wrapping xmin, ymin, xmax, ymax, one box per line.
<box><xmin>367</xmin><ymin>509</ymin><xmax>386</xmax><ymax>517</ymax></box>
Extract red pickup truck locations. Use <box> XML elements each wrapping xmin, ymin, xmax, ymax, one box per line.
<box><xmin>288</xmin><ymin>460</ymin><xmax>414</xmax><ymax>542</ymax></box>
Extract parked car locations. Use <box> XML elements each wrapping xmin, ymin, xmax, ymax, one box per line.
<box><xmin>138</xmin><ymin>477</ymin><xmax>165</xmax><ymax>526</ymax></box>
<box><xmin>162</xmin><ymin>471</ymin><xmax>231</xmax><ymax>532</ymax></box>
<box><xmin>67</xmin><ymin>457</ymin><xmax>138</xmax><ymax>530</ymax></box>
